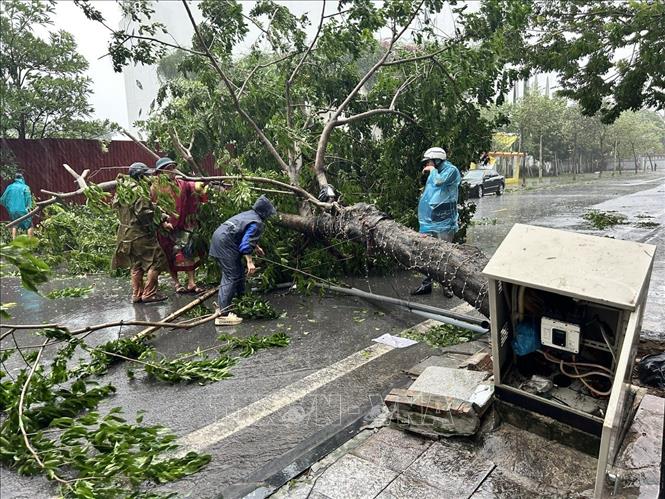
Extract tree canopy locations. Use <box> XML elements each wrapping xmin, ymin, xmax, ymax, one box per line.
<box><xmin>494</xmin><ymin>92</ymin><xmax>665</xmax><ymax>171</ymax></box>
<box><xmin>0</xmin><ymin>0</ymin><xmax>113</xmax><ymax>139</ymax></box>
<box><xmin>526</xmin><ymin>0</ymin><xmax>665</xmax><ymax>123</ymax></box>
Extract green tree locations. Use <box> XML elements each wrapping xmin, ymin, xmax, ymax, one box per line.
<box><xmin>610</xmin><ymin>110</ymin><xmax>665</xmax><ymax>173</ymax></box>
<box><xmin>527</xmin><ymin>1</ymin><xmax>665</xmax><ymax>123</ymax></box>
<box><xmin>0</xmin><ymin>0</ymin><xmax>112</xmax><ymax>139</ymax></box>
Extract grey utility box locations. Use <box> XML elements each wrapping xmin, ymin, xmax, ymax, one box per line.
<box><xmin>482</xmin><ymin>224</ymin><xmax>656</xmax><ymax>498</ymax></box>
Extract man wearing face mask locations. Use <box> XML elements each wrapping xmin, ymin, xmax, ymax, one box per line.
<box><xmin>411</xmin><ymin>147</ymin><xmax>461</xmax><ymax>297</ymax></box>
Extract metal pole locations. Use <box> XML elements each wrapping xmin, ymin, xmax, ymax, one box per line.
<box><xmin>317</xmin><ymin>283</ymin><xmax>490</xmax><ymax>329</ymax></box>
<box><xmin>402</xmin><ymin>308</ymin><xmax>489</xmax><ymax>335</ymax></box>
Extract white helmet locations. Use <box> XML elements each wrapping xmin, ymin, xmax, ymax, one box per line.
<box><xmin>421</xmin><ymin>147</ymin><xmax>447</xmax><ymax>163</ymax></box>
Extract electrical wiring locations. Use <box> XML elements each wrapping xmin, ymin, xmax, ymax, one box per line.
<box><xmin>558</xmin><ymin>360</ymin><xmax>612</xmax><ymax>380</ymax></box>
<box><xmin>597</xmin><ymin>321</ymin><xmax>616</xmax><ymax>363</ymax></box>
<box><xmin>572</xmin><ymin>357</ymin><xmax>612</xmax><ymax>397</ymax></box>
<box><xmin>538</xmin><ymin>349</ymin><xmax>613</xmax><ymax>397</ymax></box>
<box><xmin>538</xmin><ymin>349</ymin><xmax>613</xmax><ymax>375</ymax></box>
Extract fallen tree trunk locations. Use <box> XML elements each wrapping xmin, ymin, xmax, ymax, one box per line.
<box><xmin>279</xmin><ymin>203</ymin><xmax>490</xmax><ymax>318</ymax></box>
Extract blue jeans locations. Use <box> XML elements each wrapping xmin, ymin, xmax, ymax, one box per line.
<box><xmin>212</xmin><ymin>231</ymin><xmax>246</xmax><ymax>313</ymax></box>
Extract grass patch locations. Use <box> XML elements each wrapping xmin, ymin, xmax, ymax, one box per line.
<box><xmin>582</xmin><ymin>210</ymin><xmax>627</xmax><ymax>230</ymax></box>
<box><xmin>470</xmin><ymin>217</ymin><xmax>498</xmax><ymax>226</ymax></box>
<box><xmin>401</xmin><ymin>323</ymin><xmax>474</xmax><ymax>348</ymax></box>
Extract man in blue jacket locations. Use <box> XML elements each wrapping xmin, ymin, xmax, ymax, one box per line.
<box><xmin>411</xmin><ymin>147</ymin><xmax>461</xmax><ymax>297</ymax></box>
<box><xmin>1</xmin><ymin>173</ymin><xmax>34</xmax><ymax>239</ymax></box>
<box><xmin>210</xmin><ymin>195</ymin><xmax>276</xmax><ymax>325</ymax></box>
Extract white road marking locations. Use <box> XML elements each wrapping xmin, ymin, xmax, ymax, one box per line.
<box><xmin>177</xmin><ymin>342</ymin><xmax>394</xmax><ymax>453</ymax></box>
<box><xmin>176</xmin><ymin>303</ymin><xmax>478</xmax><ymax>454</ymax></box>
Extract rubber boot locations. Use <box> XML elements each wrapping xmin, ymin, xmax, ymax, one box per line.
<box><xmin>131</xmin><ymin>266</ymin><xmax>145</xmax><ymax>303</ymax></box>
<box><xmin>411</xmin><ymin>277</ymin><xmax>433</xmax><ymax>296</ymax></box>
<box><xmin>141</xmin><ymin>268</ymin><xmax>167</xmax><ymax>303</ymax></box>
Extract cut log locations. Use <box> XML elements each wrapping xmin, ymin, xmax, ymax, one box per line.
<box><xmin>279</xmin><ymin>203</ymin><xmax>490</xmax><ymax>317</ymax></box>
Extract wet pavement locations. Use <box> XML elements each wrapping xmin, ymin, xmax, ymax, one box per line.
<box><xmin>1</xmin><ymin>171</ymin><xmax>664</xmax><ymax>498</ymax></box>
<box><xmin>468</xmin><ymin>171</ymin><xmax>665</xmax><ymax>338</ymax></box>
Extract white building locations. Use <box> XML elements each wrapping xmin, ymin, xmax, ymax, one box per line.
<box><xmin>122</xmin><ymin>1</ymin><xmax>199</xmax><ymax>133</ymax></box>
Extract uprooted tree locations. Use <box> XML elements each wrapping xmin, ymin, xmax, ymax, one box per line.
<box><xmin>64</xmin><ymin>0</ymin><xmax>534</xmax><ymax>317</ymax></box>
<box><xmin>60</xmin><ymin>0</ymin><xmax>661</xmax><ymax>319</ymax></box>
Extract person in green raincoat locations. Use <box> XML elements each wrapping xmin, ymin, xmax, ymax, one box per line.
<box><xmin>111</xmin><ymin>162</ymin><xmax>170</xmax><ymax>304</ymax></box>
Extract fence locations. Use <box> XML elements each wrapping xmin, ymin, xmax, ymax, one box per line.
<box><xmin>0</xmin><ymin>138</ymin><xmax>217</xmax><ymax>221</ymax></box>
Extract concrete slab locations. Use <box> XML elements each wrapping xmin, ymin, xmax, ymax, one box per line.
<box><xmin>312</xmin><ymin>454</ymin><xmax>398</xmax><ymax>499</ymax></box>
<box><xmin>613</xmin><ymin>394</ymin><xmax>664</xmax><ymax>495</ymax></box>
<box><xmin>409</xmin><ymin>366</ymin><xmax>492</xmax><ymax>403</ymax></box>
<box><xmin>403</xmin><ymin>440</ymin><xmax>495</xmax><ymax>496</ymax></box>
<box><xmin>475</xmin><ymin>423</ymin><xmax>597</xmax><ymax>495</ymax></box>
<box><xmin>375</xmin><ymin>472</ymin><xmax>444</xmax><ymax>499</ymax></box>
<box><xmin>406</xmin><ymin>351</ymin><xmax>479</xmax><ymax>377</ymax></box>
<box><xmin>349</xmin><ymin>427</ymin><xmax>432</xmax><ymax>473</ymax></box>
<box><xmin>469</xmin><ymin>467</ymin><xmax>542</xmax><ymax>499</ymax></box>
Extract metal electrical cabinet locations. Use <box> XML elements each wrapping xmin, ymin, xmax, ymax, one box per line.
<box><xmin>482</xmin><ymin>224</ymin><xmax>656</xmax><ymax>498</ymax></box>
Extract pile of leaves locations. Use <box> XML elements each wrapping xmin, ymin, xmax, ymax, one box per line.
<box><xmin>231</xmin><ymin>293</ymin><xmax>280</xmax><ymax>319</ymax></box>
<box><xmin>582</xmin><ymin>210</ymin><xmax>627</xmax><ymax>230</ymax></box>
<box><xmin>402</xmin><ymin>323</ymin><xmax>475</xmax><ymax>348</ymax></box>
<box><xmin>0</xmin><ymin>236</ymin><xmax>50</xmax><ymax>317</ymax></box>
<box><xmin>46</xmin><ymin>285</ymin><xmax>94</xmax><ymax>299</ymax></box>
<box><xmin>635</xmin><ymin>220</ymin><xmax>660</xmax><ymax>229</ymax></box>
<box><xmin>0</xmin><ymin>326</ymin><xmax>291</xmax><ymax>496</ymax></box>
<box><xmin>36</xmin><ymin>203</ymin><xmax>118</xmax><ymax>275</ymax></box>
<box><xmin>0</xmin><ymin>335</ymin><xmax>211</xmax><ymax>498</ymax></box>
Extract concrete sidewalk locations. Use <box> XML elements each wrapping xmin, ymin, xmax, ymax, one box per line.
<box><xmin>276</xmin><ymin>370</ymin><xmax>663</xmax><ymax>499</ymax></box>
<box><xmin>275</xmin><ymin>179</ymin><xmax>665</xmax><ymax>499</ymax></box>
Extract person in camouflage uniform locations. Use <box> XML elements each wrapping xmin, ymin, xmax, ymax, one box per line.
<box><xmin>111</xmin><ymin>162</ymin><xmax>169</xmax><ymax>304</ymax></box>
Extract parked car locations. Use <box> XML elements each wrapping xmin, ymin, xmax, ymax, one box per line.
<box><xmin>462</xmin><ymin>169</ymin><xmax>505</xmax><ymax>198</ymax></box>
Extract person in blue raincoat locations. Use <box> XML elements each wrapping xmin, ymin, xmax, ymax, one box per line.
<box><xmin>0</xmin><ymin>173</ymin><xmax>34</xmax><ymax>239</ymax></box>
<box><xmin>209</xmin><ymin>195</ymin><xmax>276</xmax><ymax>326</ymax></box>
<box><xmin>411</xmin><ymin>147</ymin><xmax>461</xmax><ymax>297</ymax></box>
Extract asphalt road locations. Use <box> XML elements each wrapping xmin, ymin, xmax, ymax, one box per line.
<box><xmin>2</xmin><ymin>170</ymin><xmax>664</xmax><ymax>498</ymax></box>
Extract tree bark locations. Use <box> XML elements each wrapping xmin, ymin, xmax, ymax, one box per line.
<box><xmin>572</xmin><ymin>133</ymin><xmax>577</xmax><ymax>181</ymax></box>
<box><xmin>278</xmin><ymin>203</ymin><xmax>491</xmax><ymax>318</ymax></box>
<box><xmin>631</xmin><ymin>143</ymin><xmax>638</xmax><ymax>174</ymax></box>
<box><xmin>538</xmin><ymin>134</ymin><xmax>543</xmax><ymax>182</ymax></box>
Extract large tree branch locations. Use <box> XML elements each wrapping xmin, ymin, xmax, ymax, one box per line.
<box><xmin>121</xmin><ymin>127</ymin><xmax>160</xmax><ymax>160</ymax></box>
<box><xmin>313</xmin><ymin>0</ymin><xmax>426</xmax><ymax>188</ymax></box>
<box><xmin>168</xmin><ymin>126</ymin><xmax>203</xmax><ymax>175</ymax></box>
<box><xmin>174</xmin><ymin>171</ymin><xmax>332</xmax><ymax>210</ymax></box>
<box><xmin>181</xmin><ymin>0</ymin><xmax>291</xmax><ymax>175</ymax></box>
<box><xmin>287</xmin><ymin>0</ymin><xmax>326</xmax><ymax>85</ymax></box>
<box><xmin>278</xmin><ymin>204</ymin><xmax>490</xmax><ymax>317</ymax></box>
<box><xmin>390</xmin><ymin>73</ymin><xmax>419</xmax><ymax>109</ymax></box>
<box><xmin>334</xmin><ymin>108</ymin><xmax>418</xmax><ymax>127</ymax></box>
<box><xmin>238</xmin><ymin>51</ymin><xmax>299</xmax><ymax>98</ymax></box>
<box><xmin>383</xmin><ymin>47</ymin><xmax>446</xmax><ymax>66</ymax></box>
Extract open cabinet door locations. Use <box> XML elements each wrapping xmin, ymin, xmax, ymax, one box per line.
<box><xmin>594</xmin><ymin>304</ymin><xmax>644</xmax><ymax>498</ymax></box>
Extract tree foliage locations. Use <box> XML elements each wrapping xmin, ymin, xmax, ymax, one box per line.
<box><xmin>495</xmin><ymin>92</ymin><xmax>665</xmax><ymax>170</ymax></box>
<box><xmin>527</xmin><ymin>0</ymin><xmax>665</xmax><ymax>123</ymax></box>
<box><xmin>0</xmin><ymin>0</ymin><xmax>113</xmax><ymax>139</ymax></box>
<box><xmin>77</xmin><ymin>0</ymin><xmax>537</xmax><ymax>247</ymax></box>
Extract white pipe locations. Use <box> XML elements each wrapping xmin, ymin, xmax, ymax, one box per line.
<box><xmin>404</xmin><ymin>308</ymin><xmax>489</xmax><ymax>335</ymax></box>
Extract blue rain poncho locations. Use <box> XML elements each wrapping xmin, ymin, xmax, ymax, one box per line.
<box><xmin>0</xmin><ymin>177</ymin><xmax>32</xmax><ymax>217</ymax></box>
<box><xmin>418</xmin><ymin>160</ymin><xmax>461</xmax><ymax>234</ymax></box>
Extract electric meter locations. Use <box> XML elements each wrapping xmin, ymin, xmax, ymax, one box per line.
<box><xmin>541</xmin><ymin>317</ymin><xmax>580</xmax><ymax>354</ymax></box>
